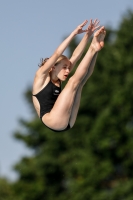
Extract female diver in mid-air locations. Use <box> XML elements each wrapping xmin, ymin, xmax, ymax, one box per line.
<box><xmin>32</xmin><ymin>19</ymin><xmax>106</xmax><ymax>132</ymax></box>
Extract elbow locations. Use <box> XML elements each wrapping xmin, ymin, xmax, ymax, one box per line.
<box><xmin>54</xmin><ymin>50</ymin><xmax>62</xmax><ymax>58</ymax></box>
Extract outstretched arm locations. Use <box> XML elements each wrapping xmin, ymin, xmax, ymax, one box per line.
<box><xmin>69</xmin><ymin>19</ymin><xmax>100</xmax><ymax>71</ymax></box>
<box><xmin>37</xmin><ymin>20</ymin><xmax>89</xmax><ymax>76</ymax></box>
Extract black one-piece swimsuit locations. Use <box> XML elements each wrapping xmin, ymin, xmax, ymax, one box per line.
<box><xmin>33</xmin><ymin>81</ymin><xmax>70</xmax><ymax>132</ymax></box>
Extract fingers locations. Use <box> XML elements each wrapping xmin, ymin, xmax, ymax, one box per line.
<box><xmin>80</xmin><ymin>19</ymin><xmax>100</xmax><ymax>30</ymax></box>
<box><xmin>75</xmin><ymin>20</ymin><xmax>88</xmax><ymax>34</ymax></box>
<box><xmin>85</xmin><ymin>19</ymin><xmax>97</xmax><ymax>32</ymax></box>
<box><xmin>80</xmin><ymin>19</ymin><xmax>88</xmax><ymax>28</ymax></box>
<box><xmin>76</xmin><ymin>18</ymin><xmax>104</xmax><ymax>35</ymax></box>
<box><xmin>93</xmin><ymin>19</ymin><xmax>100</xmax><ymax>26</ymax></box>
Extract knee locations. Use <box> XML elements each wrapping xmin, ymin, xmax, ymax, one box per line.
<box><xmin>68</xmin><ymin>76</ymin><xmax>80</xmax><ymax>90</ymax></box>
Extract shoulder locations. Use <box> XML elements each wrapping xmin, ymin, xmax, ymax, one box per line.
<box><xmin>35</xmin><ymin>65</ymin><xmax>49</xmax><ymax>77</ymax></box>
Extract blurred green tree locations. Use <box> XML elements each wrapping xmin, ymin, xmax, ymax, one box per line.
<box><xmin>12</xmin><ymin>10</ymin><xmax>133</xmax><ymax>200</ymax></box>
<box><xmin>0</xmin><ymin>178</ymin><xmax>17</xmax><ymax>200</ymax></box>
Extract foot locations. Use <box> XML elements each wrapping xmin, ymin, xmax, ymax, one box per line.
<box><xmin>90</xmin><ymin>26</ymin><xmax>106</xmax><ymax>52</ymax></box>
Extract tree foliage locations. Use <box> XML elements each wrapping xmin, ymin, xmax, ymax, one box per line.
<box><xmin>0</xmin><ymin>178</ymin><xmax>17</xmax><ymax>200</ymax></box>
<box><xmin>11</xmin><ymin>10</ymin><xmax>133</xmax><ymax>200</ymax></box>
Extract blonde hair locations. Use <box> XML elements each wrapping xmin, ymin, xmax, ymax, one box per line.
<box><xmin>54</xmin><ymin>55</ymin><xmax>70</xmax><ymax>66</ymax></box>
<box><xmin>38</xmin><ymin>55</ymin><xmax>70</xmax><ymax>68</ymax></box>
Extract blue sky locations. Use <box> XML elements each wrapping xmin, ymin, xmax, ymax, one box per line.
<box><xmin>0</xmin><ymin>0</ymin><xmax>133</xmax><ymax>181</ymax></box>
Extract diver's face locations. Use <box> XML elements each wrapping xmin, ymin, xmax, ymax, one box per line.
<box><xmin>55</xmin><ymin>59</ymin><xmax>71</xmax><ymax>81</ymax></box>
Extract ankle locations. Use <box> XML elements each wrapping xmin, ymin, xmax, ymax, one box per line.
<box><xmin>89</xmin><ymin>44</ymin><xmax>98</xmax><ymax>53</ymax></box>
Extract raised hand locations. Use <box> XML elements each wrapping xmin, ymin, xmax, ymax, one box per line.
<box><xmin>73</xmin><ymin>19</ymin><xmax>100</xmax><ymax>36</ymax></box>
<box><xmin>73</xmin><ymin>20</ymin><xmax>89</xmax><ymax>35</ymax></box>
<box><xmin>86</xmin><ymin>19</ymin><xmax>100</xmax><ymax>36</ymax></box>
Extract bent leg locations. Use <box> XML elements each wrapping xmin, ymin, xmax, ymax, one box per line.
<box><xmin>43</xmin><ymin>53</ymin><xmax>98</xmax><ymax>130</ymax></box>
<box><xmin>42</xmin><ymin>77</ymin><xmax>81</xmax><ymax>130</ymax></box>
<box><xmin>43</xmin><ymin>28</ymin><xmax>106</xmax><ymax>131</ymax></box>
<box><xmin>43</xmin><ymin>53</ymin><xmax>97</xmax><ymax>131</ymax></box>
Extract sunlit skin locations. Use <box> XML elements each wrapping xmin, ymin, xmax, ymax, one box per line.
<box><xmin>32</xmin><ymin>19</ymin><xmax>106</xmax><ymax>131</ymax></box>
<box><xmin>51</xmin><ymin>59</ymin><xmax>71</xmax><ymax>83</ymax></box>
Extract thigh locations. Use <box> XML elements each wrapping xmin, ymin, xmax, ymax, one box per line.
<box><xmin>43</xmin><ymin>77</ymin><xmax>79</xmax><ymax>129</ymax></box>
